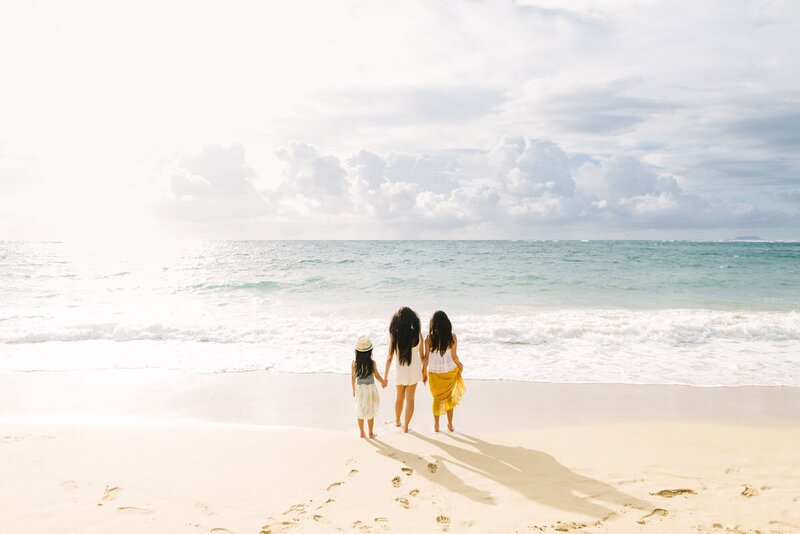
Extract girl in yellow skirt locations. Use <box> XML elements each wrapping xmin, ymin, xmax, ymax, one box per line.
<box><xmin>351</xmin><ymin>335</ymin><xmax>387</xmax><ymax>438</ymax></box>
<box><xmin>424</xmin><ymin>311</ymin><xmax>465</xmax><ymax>432</ymax></box>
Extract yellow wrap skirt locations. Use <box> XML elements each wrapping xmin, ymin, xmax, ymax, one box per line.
<box><xmin>428</xmin><ymin>367</ymin><xmax>466</xmax><ymax>416</ymax></box>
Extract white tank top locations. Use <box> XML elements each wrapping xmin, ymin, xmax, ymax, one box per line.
<box><xmin>428</xmin><ymin>346</ymin><xmax>456</xmax><ymax>374</ymax></box>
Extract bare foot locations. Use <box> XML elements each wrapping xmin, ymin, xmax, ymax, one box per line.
<box><xmin>369</xmin><ymin>432</ymin><xmax>377</xmax><ymax>438</ymax></box>
<box><xmin>433</xmin><ymin>425</ymin><xmax>440</xmax><ymax>433</ymax></box>
<box><xmin>360</xmin><ymin>432</ymin><xmax>366</xmax><ymax>438</ymax></box>
<box><xmin>395</xmin><ymin>421</ymin><xmax>401</xmax><ymax>427</ymax></box>
<box><xmin>403</xmin><ymin>426</ymin><xmax>410</xmax><ymax>433</ymax></box>
<box><xmin>447</xmin><ymin>424</ymin><xmax>454</xmax><ymax>432</ymax></box>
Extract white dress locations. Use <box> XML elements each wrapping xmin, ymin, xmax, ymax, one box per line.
<box><xmin>395</xmin><ymin>339</ymin><xmax>423</xmax><ymax>386</ymax></box>
<box><xmin>355</xmin><ymin>374</ymin><xmax>380</xmax><ymax>419</ymax></box>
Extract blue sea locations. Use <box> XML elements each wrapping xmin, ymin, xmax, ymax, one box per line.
<box><xmin>1</xmin><ymin>240</ymin><xmax>798</xmax><ymax>386</ymax></box>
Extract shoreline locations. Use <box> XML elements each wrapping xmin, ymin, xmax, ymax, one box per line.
<box><xmin>3</xmin><ymin>336</ymin><xmax>800</xmax><ymax>387</ymax></box>
<box><xmin>3</xmin><ymin>369</ymin><xmax>799</xmax><ymax>430</ymax></box>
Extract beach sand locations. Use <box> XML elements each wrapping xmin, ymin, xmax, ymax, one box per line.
<box><xmin>1</xmin><ymin>370</ymin><xmax>799</xmax><ymax>533</ymax></box>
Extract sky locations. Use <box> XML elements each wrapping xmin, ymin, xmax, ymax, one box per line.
<box><xmin>0</xmin><ymin>0</ymin><xmax>798</xmax><ymax>240</ymax></box>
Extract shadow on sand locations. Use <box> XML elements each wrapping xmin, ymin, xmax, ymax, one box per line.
<box><xmin>372</xmin><ymin>432</ymin><xmax>652</xmax><ymax>521</ymax></box>
<box><xmin>368</xmin><ymin>437</ymin><xmax>496</xmax><ymax>505</ymax></box>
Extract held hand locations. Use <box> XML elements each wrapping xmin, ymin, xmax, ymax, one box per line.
<box><xmin>422</xmin><ymin>371</ymin><xmax>428</xmax><ymax>384</ymax></box>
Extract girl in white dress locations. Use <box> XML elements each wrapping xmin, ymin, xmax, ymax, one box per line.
<box><xmin>351</xmin><ymin>335</ymin><xmax>386</xmax><ymax>438</ymax></box>
<box><xmin>384</xmin><ymin>307</ymin><xmax>427</xmax><ymax>433</ymax></box>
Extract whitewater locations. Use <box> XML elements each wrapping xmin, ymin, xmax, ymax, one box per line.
<box><xmin>1</xmin><ymin>240</ymin><xmax>798</xmax><ymax>386</ymax></box>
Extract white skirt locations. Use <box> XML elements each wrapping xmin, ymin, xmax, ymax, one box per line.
<box><xmin>395</xmin><ymin>349</ymin><xmax>423</xmax><ymax>386</ymax></box>
<box><xmin>355</xmin><ymin>382</ymin><xmax>380</xmax><ymax>420</ymax></box>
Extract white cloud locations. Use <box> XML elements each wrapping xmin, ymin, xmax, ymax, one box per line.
<box><xmin>276</xmin><ymin>141</ymin><xmax>349</xmax><ymax>203</ymax></box>
<box><xmin>491</xmin><ymin>137</ymin><xmax>576</xmax><ymax>198</ymax></box>
<box><xmin>0</xmin><ymin>0</ymin><xmax>798</xmax><ymax>238</ymax></box>
<box><xmin>153</xmin><ymin>144</ymin><xmax>269</xmax><ymax>233</ymax></box>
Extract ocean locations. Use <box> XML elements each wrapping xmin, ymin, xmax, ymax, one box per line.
<box><xmin>1</xmin><ymin>240</ymin><xmax>798</xmax><ymax>386</ymax></box>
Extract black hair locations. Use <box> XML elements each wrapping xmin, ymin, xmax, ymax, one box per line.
<box><xmin>389</xmin><ymin>306</ymin><xmax>420</xmax><ymax>366</ymax></box>
<box><xmin>428</xmin><ymin>310</ymin><xmax>453</xmax><ymax>355</ymax></box>
<box><xmin>355</xmin><ymin>348</ymin><xmax>374</xmax><ymax>379</ymax></box>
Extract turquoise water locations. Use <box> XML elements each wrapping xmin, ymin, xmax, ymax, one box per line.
<box><xmin>1</xmin><ymin>240</ymin><xmax>798</xmax><ymax>385</ymax></box>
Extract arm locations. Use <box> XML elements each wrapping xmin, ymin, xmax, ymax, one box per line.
<box><xmin>384</xmin><ymin>344</ymin><xmax>393</xmax><ymax>383</ymax></box>
<box><xmin>421</xmin><ymin>335</ymin><xmax>429</xmax><ymax>384</ymax></box>
<box><xmin>451</xmin><ymin>332</ymin><xmax>463</xmax><ymax>369</ymax></box>
<box><xmin>373</xmin><ymin>361</ymin><xmax>387</xmax><ymax>388</ymax></box>
<box><xmin>351</xmin><ymin>360</ymin><xmax>356</xmax><ymax>397</ymax></box>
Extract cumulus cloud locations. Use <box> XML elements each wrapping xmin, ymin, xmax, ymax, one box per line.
<box><xmin>153</xmin><ymin>143</ymin><xmax>269</xmax><ymax>228</ymax></box>
<box><xmin>491</xmin><ymin>137</ymin><xmax>575</xmax><ymax>197</ymax></box>
<box><xmin>576</xmin><ymin>156</ymin><xmax>798</xmax><ymax>229</ymax></box>
<box><xmin>279</xmin><ymin>135</ymin><xmax>798</xmax><ymax>235</ymax></box>
<box><xmin>276</xmin><ymin>141</ymin><xmax>349</xmax><ymax>202</ymax></box>
<box><xmin>145</xmin><ymin>135</ymin><xmax>797</xmax><ymax>238</ymax></box>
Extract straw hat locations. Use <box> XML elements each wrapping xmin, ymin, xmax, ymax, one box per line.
<box><xmin>355</xmin><ymin>335</ymin><xmax>373</xmax><ymax>352</ymax></box>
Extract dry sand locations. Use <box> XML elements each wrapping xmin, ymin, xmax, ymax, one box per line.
<box><xmin>1</xmin><ymin>370</ymin><xmax>799</xmax><ymax>533</ymax></box>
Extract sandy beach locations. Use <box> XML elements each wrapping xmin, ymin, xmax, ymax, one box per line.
<box><xmin>1</xmin><ymin>370</ymin><xmax>799</xmax><ymax>533</ymax></box>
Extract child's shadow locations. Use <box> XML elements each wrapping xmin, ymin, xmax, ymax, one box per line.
<box><xmin>368</xmin><ymin>437</ymin><xmax>497</xmax><ymax>505</ymax></box>
<box><xmin>412</xmin><ymin>432</ymin><xmax>653</xmax><ymax>520</ymax></box>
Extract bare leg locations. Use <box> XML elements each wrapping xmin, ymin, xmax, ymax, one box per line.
<box><xmin>395</xmin><ymin>385</ymin><xmax>406</xmax><ymax>427</ymax></box>
<box><xmin>368</xmin><ymin>418</ymin><xmax>375</xmax><ymax>438</ymax></box>
<box><xmin>403</xmin><ymin>383</ymin><xmax>417</xmax><ymax>433</ymax></box>
<box><xmin>433</xmin><ymin>414</ymin><xmax>440</xmax><ymax>432</ymax></box>
<box><xmin>357</xmin><ymin>418</ymin><xmax>366</xmax><ymax>438</ymax></box>
<box><xmin>447</xmin><ymin>409</ymin><xmax>454</xmax><ymax>432</ymax></box>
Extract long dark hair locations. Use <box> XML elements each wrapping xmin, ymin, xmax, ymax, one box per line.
<box><xmin>429</xmin><ymin>310</ymin><xmax>453</xmax><ymax>355</ymax></box>
<box><xmin>389</xmin><ymin>306</ymin><xmax>420</xmax><ymax>366</ymax></box>
<box><xmin>355</xmin><ymin>348</ymin><xmax>374</xmax><ymax>379</ymax></box>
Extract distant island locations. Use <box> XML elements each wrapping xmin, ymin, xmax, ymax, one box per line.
<box><xmin>732</xmin><ymin>235</ymin><xmax>764</xmax><ymax>241</ymax></box>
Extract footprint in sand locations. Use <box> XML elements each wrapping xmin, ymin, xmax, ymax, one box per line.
<box><xmin>395</xmin><ymin>497</ymin><xmax>410</xmax><ymax>509</ymax></box>
<box><xmin>409</xmin><ymin>489</ymin><xmax>420</xmax><ymax>497</ymax></box>
<box><xmin>552</xmin><ymin>520</ymin><xmax>588</xmax><ymax>532</ymax></box>
<box><xmin>436</xmin><ymin>515</ymin><xmax>451</xmax><ymax>526</ymax></box>
<box><xmin>637</xmin><ymin>508</ymin><xmax>669</xmax><ymax>525</ymax></box>
<box><xmin>591</xmin><ymin>512</ymin><xmax>617</xmax><ymax>528</ymax></box>
<box><xmin>401</xmin><ymin>467</ymin><xmax>413</xmax><ymax>476</ymax></box>
<box><xmin>741</xmin><ymin>486</ymin><xmax>759</xmax><ymax>497</ymax></box>
<box><xmin>327</xmin><ymin>482</ymin><xmax>343</xmax><ymax>491</ymax></box>
<box><xmin>97</xmin><ymin>485</ymin><xmax>121</xmax><ymax>506</ymax></box>
<box><xmin>391</xmin><ymin>476</ymin><xmax>402</xmax><ymax>488</ymax></box>
<box><xmin>349</xmin><ymin>469</ymin><xmax>359</xmax><ymax>476</ymax></box>
<box><xmin>209</xmin><ymin>529</ymin><xmax>232</xmax><ymax>533</ymax></box>
<box><xmin>651</xmin><ymin>488</ymin><xmax>696</xmax><ymax>498</ymax></box>
<box><xmin>427</xmin><ymin>462</ymin><xmax>438</xmax><ymax>474</ymax></box>
<box><xmin>315</xmin><ymin>497</ymin><xmax>335</xmax><ymax>510</ymax></box>
<box><xmin>283</xmin><ymin>503</ymin><xmax>306</xmax><ymax>514</ymax></box>
<box><xmin>101</xmin><ymin>485</ymin><xmax>121</xmax><ymax>501</ymax></box>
